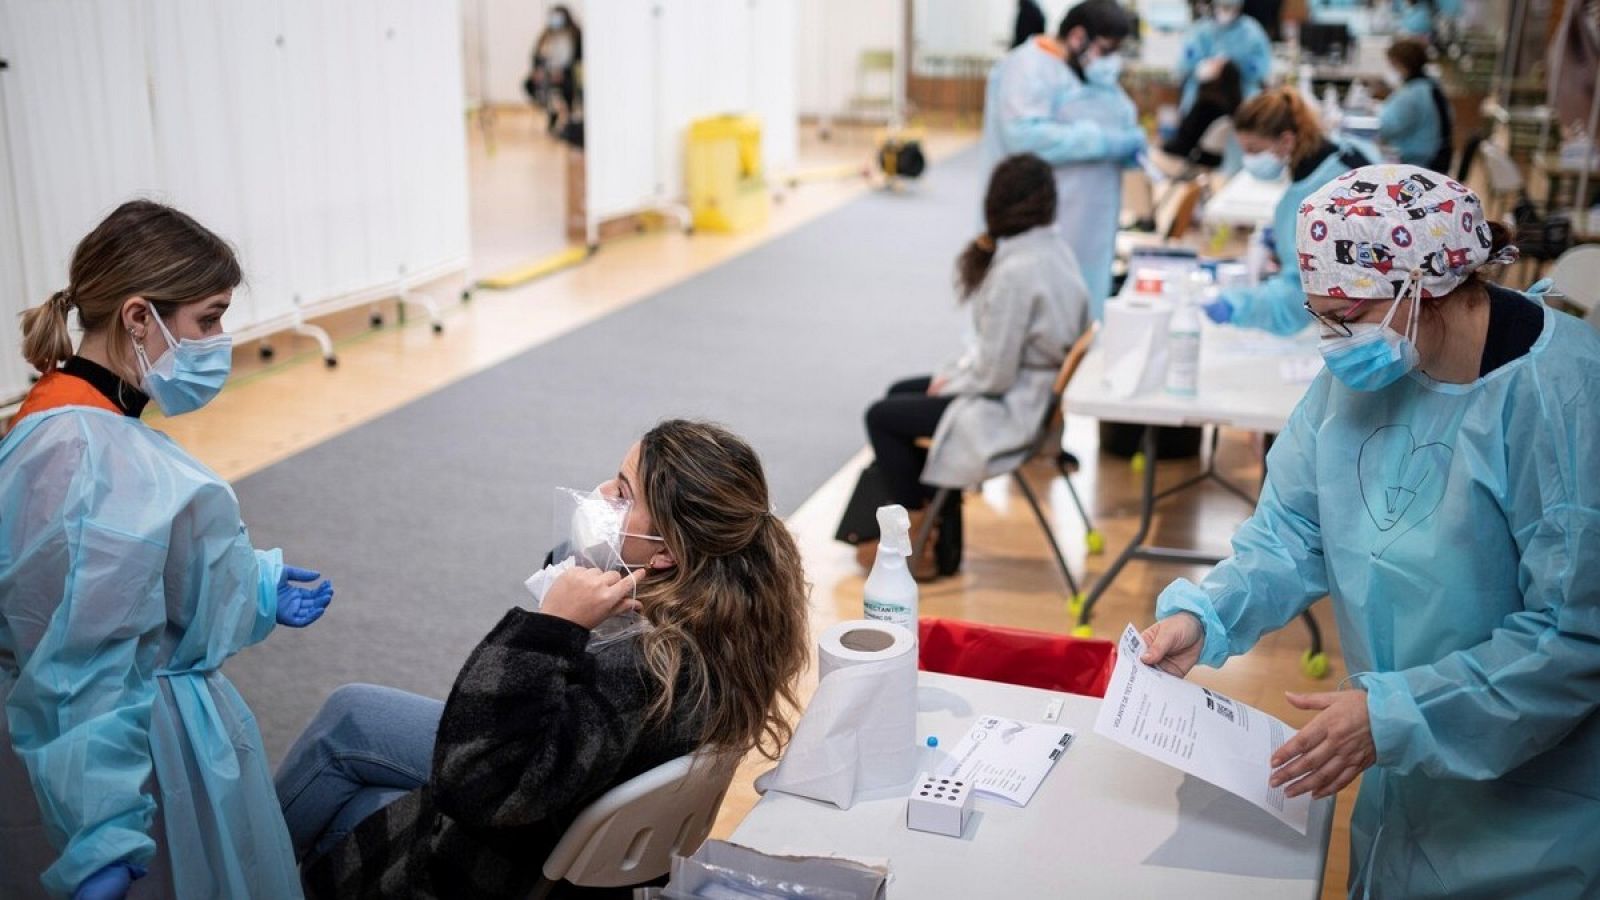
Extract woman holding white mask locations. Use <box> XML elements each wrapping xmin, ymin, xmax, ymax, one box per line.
<box><xmin>275</xmin><ymin>420</ymin><xmax>811</xmax><ymax>899</ymax></box>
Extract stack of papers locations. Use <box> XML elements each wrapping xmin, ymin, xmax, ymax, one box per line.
<box><xmin>936</xmin><ymin>715</ymin><xmax>1074</xmax><ymax>807</ymax></box>
<box><xmin>1093</xmin><ymin>625</ymin><xmax>1310</xmax><ymax>834</ymax></box>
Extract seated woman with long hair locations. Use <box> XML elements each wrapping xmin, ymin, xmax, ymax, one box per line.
<box><xmin>846</xmin><ymin>153</ymin><xmax>1090</xmax><ymax>579</ymax></box>
<box><xmin>273</xmin><ymin>419</ymin><xmax>811</xmax><ymax>899</ymax></box>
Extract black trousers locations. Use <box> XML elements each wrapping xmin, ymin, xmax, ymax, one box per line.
<box><xmin>864</xmin><ymin>375</ymin><xmax>953</xmax><ymax>508</ymax></box>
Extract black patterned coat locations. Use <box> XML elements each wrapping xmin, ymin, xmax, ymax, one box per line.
<box><xmin>303</xmin><ymin>610</ymin><xmax>703</xmax><ymax>899</ymax></box>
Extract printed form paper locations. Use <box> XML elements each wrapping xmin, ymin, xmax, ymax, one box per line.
<box><xmin>1094</xmin><ymin>625</ymin><xmax>1310</xmax><ymax>834</ymax></box>
<box><xmin>936</xmin><ymin>716</ymin><xmax>1073</xmax><ymax>807</ymax></box>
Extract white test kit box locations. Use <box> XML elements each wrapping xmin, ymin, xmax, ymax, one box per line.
<box><xmin>906</xmin><ymin>772</ymin><xmax>974</xmax><ymax>837</ymax></box>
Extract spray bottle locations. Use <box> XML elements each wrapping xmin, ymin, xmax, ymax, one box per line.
<box><xmin>1166</xmin><ymin>270</ymin><xmax>1203</xmax><ymax>397</ymax></box>
<box><xmin>863</xmin><ymin>504</ymin><xmax>919</xmax><ymax>633</ymax></box>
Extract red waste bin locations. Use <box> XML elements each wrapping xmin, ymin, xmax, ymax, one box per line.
<box><xmin>918</xmin><ymin>617</ymin><xmax>1116</xmax><ymax>699</ymax></box>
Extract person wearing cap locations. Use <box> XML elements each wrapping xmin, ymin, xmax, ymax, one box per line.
<box><xmin>1202</xmin><ymin>88</ymin><xmax>1372</xmax><ymax>335</ymax></box>
<box><xmin>1139</xmin><ymin>164</ymin><xmax>1600</xmax><ymax>896</ymax></box>
<box><xmin>1175</xmin><ymin>0</ymin><xmax>1272</xmax><ymax>115</ymax></box>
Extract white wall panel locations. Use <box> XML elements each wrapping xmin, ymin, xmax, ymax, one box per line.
<box><xmin>795</xmin><ymin>0</ymin><xmax>900</xmax><ymax>119</ymax></box>
<box><xmin>0</xmin><ymin>0</ymin><xmax>472</xmax><ymax>397</ymax></box>
<box><xmin>584</xmin><ymin>0</ymin><xmax>797</xmax><ymax>233</ymax></box>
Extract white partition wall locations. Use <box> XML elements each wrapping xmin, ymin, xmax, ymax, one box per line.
<box><xmin>796</xmin><ymin>0</ymin><xmax>902</xmax><ymax>121</ymax></box>
<box><xmin>583</xmin><ymin>0</ymin><xmax>797</xmax><ymax>242</ymax></box>
<box><xmin>0</xmin><ymin>0</ymin><xmax>470</xmax><ymax>402</ymax></box>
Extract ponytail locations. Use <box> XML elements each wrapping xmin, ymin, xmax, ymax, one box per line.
<box><xmin>20</xmin><ymin>290</ymin><xmax>75</xmax><ymax>374</ymax></box>
<box><xmin>956</xmin><ymin>235</ymin><xmax>998</xmax><ymax>300</ymax></box>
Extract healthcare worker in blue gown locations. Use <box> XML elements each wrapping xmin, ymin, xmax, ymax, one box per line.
<box><xmin>1376</xmin><ymin>38</ymin><xmax>1451</xmax><ymax>172</ymax></box>
<box><xmin>980</xmin><ymin>0</ymin><xmax>1145</xmax><ymax>318</ymax></box>
<box><xmin>1142</xmin><ymin>164</ymin><xmax>1600</xmax><ymax>898</ymax></box>
<box><xmin>1175</xmin><ymin>0</ymin><xmax>1271</xmax><ymax>114</ymax></box>
<box><xmin>1202</xmin><ymin>88</ymin><xmax>1371</xmax><ymax>335</ymax></box>
<box><xmin>0</xmin><ymin>200</ymin><xmax>333</xmax><ymax>900</ymax></box>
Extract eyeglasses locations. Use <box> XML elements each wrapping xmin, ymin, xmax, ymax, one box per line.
<box><xmin>1303</xmin><ymin>297</ymin><xmax>1373</xmax><ymax>337</ymax></box>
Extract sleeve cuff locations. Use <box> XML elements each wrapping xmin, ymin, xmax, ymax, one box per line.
<box><xmin>497</xmin><ymin>608</ymin><xmax>593</xmax><ymax>656</ymax></box>
<box><xmin>252</xmin><ymin>548</ymin><xmax>284</xmax><ymax>642</ymax></box>
<box><xmin>1155</xmin><ymin>578</ymin><xmax>1234</xmax><ymax>668</ymax></box>
<box><xmin>1362</xmin><ymin>671</ymin><xmax>1422</xmax><ymax>771</ymax></box>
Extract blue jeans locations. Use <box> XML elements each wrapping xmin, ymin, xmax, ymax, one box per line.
<box><xmin>274</xmin><ymin>684</ymin><xmax>443</xmax><ymax>863</ymax></box>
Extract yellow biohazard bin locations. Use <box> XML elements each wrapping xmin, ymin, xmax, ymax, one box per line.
<box><xmin>686</xmin><ymin>115</ymin><xmax>769</xmax><ymax>234</ymax></box>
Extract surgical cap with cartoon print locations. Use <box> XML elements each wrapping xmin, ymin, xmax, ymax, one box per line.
<box><xmin>1294</xmin><ymin>164</ymin><xmax>1518</xmax><ymax>301</ymax></box>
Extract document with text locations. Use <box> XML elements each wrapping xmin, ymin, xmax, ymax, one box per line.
<box><xmin>1093</xmin><ymin>624</ymin><xmax>1310</xmax><ymax>834</ymax></box>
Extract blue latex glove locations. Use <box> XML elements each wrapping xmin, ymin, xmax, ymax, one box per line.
<box><xmin>277</xmin><ymin>565</ymin><xmax>333</xmax><ymax>627</ymax></box>
<box><xmin>1109</xmin><ymin>128</ymin><xmax>1146</xmax><ymax>161</ymax></box>
<box><xmin>74</xmin><ymin>862</ymin><xmax>147</xmax><ymax>900</ymax></box>
<box><xmin>1202</xmin><ymin>298</ymin><xmax>1234</xmax><ymax>324</ymax></box>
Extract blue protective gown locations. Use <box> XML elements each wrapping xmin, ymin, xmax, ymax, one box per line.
<box><xmin>1218</xmin><ymin>146</ymin><xmax>1366</xmax><ymax>335</ymax></box>
<box><xmin>0</xmin><ymin>407</ymin><xmax>302</xmax><ymax>899</ymax></box>
<box><xmin>1158</xmin><ymin>303</ymin><xmax>1600</xmax><ymax>898</ymax></box>
<box><xmin>1175</xmin><ymin>14</ymin><xmax>1273</xmax><ymax>113</ymax></box>
<box><xmin>1377</xmin><ymin>78</ymin><xmax>1444</xmax><ymax>168</ymax></box>
<box><xmin>1395</xmin><ymin>0</ymin><xmax>1433</xmax><ymax>36</ymax></box>
<box><xmin>980</xmin><ymin>39</ymin><xmax>1141</xmax><ymax>318</ymax></box>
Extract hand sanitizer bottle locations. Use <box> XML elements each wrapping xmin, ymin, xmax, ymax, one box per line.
<box><xmin>863</xmin><ymin>504</ymin><xmax>918</xmax><ymax>634</ymax></box>
<box><xmin>1166</xmin><ymin>274</ymin><xmax>1202</xmax><ymax>397</ymax></box>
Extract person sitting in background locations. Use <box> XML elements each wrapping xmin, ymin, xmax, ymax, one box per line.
<box><xmin>1202</xmin><ymin>88</ymin><xmax>1371</xmax><ymax>335</ymax></box>
<box><xmin>850</xmin><ymin>154</ymin><xmax>1090</xmax><ymax>580</ymax></box>
<box><xmin>522</xmin><ymin>5</ymin><xmax>582</xmax><ymax>136</ymax></box>
<box><xmin>1377</xmin><ymin>38</ymin><xmax>1452</xmax><ymax>172</ymax></box>
<box><xmin>1157</xmin><ymin>59</ymin><xmax>1243</xmax><ymax>171</ymax></box>
<box><xmin>1175</xmin><ymin>0</ymin><xmax>1271</xmax><ymax>114</ymax></box>
<box><xmin>275</xmin><ymin>420</ymin><xmax>810</xmax><ymax>899</ymax></box>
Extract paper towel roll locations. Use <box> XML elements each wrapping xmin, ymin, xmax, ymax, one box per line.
<box><xmin>818</xmin><ymin>619</ymin><xmax>917</xmax><ymax>678</ymax></box>
<box><xmin>1101</xmin><ymin>297</ymin><xmax>1174</xmax><ymax>399</ymax></box>
<box><xmin>756</xmin><ymin>620</ymin><xmax>920</xmax><ymax>809</ymax></box>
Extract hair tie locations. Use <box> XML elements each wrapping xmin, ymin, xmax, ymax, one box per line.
<box><xmin>975</xmin><ymin>234</ymin><xmax>995</xmax><ymax>252</ymax></box>
<box><xmin>50</xmin><ymin>289</ymin><xmax>74</xmax><ymax>313</ymax></box>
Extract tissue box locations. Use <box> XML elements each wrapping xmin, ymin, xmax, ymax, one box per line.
<box><xmin>906</xmin><ymin>772</ymin><xmax>973</xmax><ymax>837</ymax></box>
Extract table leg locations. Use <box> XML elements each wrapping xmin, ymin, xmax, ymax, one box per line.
<box><xmin>1077</xmin><ymin>426</ymin><xmax>1159</xmax><ymax>628</ymax></box>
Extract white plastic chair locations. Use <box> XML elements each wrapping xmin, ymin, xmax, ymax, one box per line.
<box><xmin>1546</xmin><ymin>244</ymin><xmax>1600</xmax><ymax>321</ymax></box>
<box><xmin>528</xmin><ymin>752</ymin><xmax>737</xmax><ymax>899</ymax></box>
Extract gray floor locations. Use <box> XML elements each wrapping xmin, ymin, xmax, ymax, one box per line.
<box><xmin>231</xmin><ymin>149</ymin><xmax>985</xmax><ymax>762</ymax></box>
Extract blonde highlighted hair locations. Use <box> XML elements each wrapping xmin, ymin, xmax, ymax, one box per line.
<box><xmin>1233</xmin><ymin>87</ymin><xmax>1326</xmax><ymax>169</ymax></box>
<box><xmin>633</xmin><ymin>420</ymin><xmax>810</xmax><ymax>760</ymax></box>
<box><xmin>18</xmin><ymin>200</ymin><xmax>241</xmax><ymax>377</ymax></box>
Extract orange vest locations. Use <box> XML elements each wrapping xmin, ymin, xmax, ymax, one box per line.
<box><xmin>6</xmin><ymin>370</ymin><xmax>122</xmax><ymax>436</ymax></box>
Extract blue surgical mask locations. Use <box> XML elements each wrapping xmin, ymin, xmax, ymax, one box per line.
<box><xmin>1241</xmin><ymin>150</ymin><xmax>1286</xmax><ymax>180</ymax></box>
<box><xmin>1084</xmin><ymin>53</ymin><xmax>1124</xmax><ymax>86</ymax></box>
<box><xmin>132</xmin><ymin>307</ymin><xmax>233</xmax><ymax>416</ymax></box>
<box><xmin>1317</xmin><ymin>281</ymin><xmax>1421</xmax><ymax>391</ymax></box>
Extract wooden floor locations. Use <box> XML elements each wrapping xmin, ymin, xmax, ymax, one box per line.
<box><xmin>153</xmin><ymin>113</ymin><xmax>1356</xmax><ymax>898</ymax></box>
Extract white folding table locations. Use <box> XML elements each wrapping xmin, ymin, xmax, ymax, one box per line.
<box><xmin>732</xmin><ymin>672</ymin><xmax>1336</xmax><ymax>899</ymax></box>
<box><xmin>1200</xmin><ymin>171</ymin><xmax>1287</xmax><ymax>229</ymax></box>
<box><xmin>1062</xmin><ymin>322</ymin><xmax>1329</xmax><ymax>662</ymax></box>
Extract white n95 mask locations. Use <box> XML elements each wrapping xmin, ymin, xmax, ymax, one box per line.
<box><xmin>551</xmin><ymin>485</ymin><xmax>665</xmax><ymax>575</ymax></box>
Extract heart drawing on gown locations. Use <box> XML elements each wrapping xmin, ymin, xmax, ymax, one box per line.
<box><xmin>1356</xmin><ymin>425</ymin><xmax>1453</xmax><ymax>557</ymax></box>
